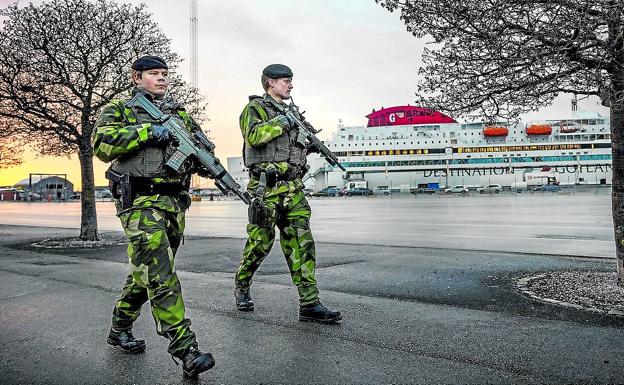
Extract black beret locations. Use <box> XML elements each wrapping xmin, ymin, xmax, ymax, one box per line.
<box><xmin>131</xmin><ymin>55</ymin><xmax>168</xmax><ymax>71</ymax></box>
<box><xmin>262</xmin><ymin>64</ymin><xmax>293</xmax><ymax>79</ymax></box>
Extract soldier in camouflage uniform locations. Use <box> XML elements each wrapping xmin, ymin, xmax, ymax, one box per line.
<box><xmin>234</xmin><ymin>64</ymin><xmax>342</xmax><ymax>324</ymax></box>
<box><xmin>93</xmin><ymin>56</ymin><xmax>214</xmax><ymax>377</ymax></box>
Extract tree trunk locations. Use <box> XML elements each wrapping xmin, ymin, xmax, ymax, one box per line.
<box><xmin>611</xmin><ymin>71</ymin><xmax>624</xmax><ymax>286</ymax></box>
<box><xmin>78</xmin><ymin>144</ymin><xmax>98</xmax><ymax>241</ymax></box>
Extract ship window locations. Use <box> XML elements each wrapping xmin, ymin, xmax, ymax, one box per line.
<box><xmin>348</xmin><ymin>135</ymin><xmax>353</xmax><ymax>141</ymax></box>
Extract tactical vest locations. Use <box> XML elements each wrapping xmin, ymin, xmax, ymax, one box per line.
<box><xmin>110</xmin><ymin>97</ymin><xmax>193</xmax><ymax>179</ymax></box>
<box><xmin>243</xmin><ymin>96</ymin><xmax>308</xmax><ymax>168</ymax></box>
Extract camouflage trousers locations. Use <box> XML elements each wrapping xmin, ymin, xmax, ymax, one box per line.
<box><xmin>111</xmin><ymin>194</ymin><xmax>197</xmax><ymax>357</ymax></box>
<box><xmin>235</xmin><ymin>180</ymin><xmax>319</xmax><ymax>305</ymax></box>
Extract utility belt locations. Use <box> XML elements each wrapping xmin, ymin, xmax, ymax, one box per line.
<box><xmin>248</xmin><ymin>166</ymin><xmax>303</xmax><ymax>188</ymax></box>
<box><xmin>247</xmin><ymin>165</ymin><xmax>308</xmax><ymax>228</ymax></box>
<box><xmin>131</xmin><ymin>180</ymin><xmax>185</xmax><ymax>196</ymax></box>
<box><xmin>105</xmin><ymin>170</ymin><xmax>185</xmax><ymax>209</ymax></box>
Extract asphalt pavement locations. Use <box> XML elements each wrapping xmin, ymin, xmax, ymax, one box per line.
<box><xmin>0</xmin><ymin>223</ymin><xmax>623</xmax><ymax>385</ymax></box>
<box><xmin>0</xmin><ymin>191</ymin><xmax>617</xmax><ymax>258</ymax></box>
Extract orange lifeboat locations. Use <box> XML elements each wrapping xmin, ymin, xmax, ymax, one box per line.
<box><xmin>483</xmin><ymin>126</ymin><xmax>508</xmax><ymax>137</ymax></box>
<box><xmin>526</xmin><ymin>124</ymin><xmax>552</xmax><ymax>135</ymax></box>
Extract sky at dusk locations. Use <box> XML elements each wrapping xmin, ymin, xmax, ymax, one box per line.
<box><xmin>0</xmin><ymin>0</ymin><xmax>610</xmax><ymax>189</ymax></box>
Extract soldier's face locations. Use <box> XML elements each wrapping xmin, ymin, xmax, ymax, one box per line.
<box><xmin>269</xmin><ymin>78</ymin><xmax>293</xmax><ymax>100</ymax></box>
<box><xmin>136</xmin><ymin>68</ymin><xmax>169</xmax><ymax>96</ymax></box>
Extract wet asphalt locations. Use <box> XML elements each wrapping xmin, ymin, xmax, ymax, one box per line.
<box><xmin>0</xmin><ymin>223</ymin><xmax>623</xmax><ymax>385</ymax></box>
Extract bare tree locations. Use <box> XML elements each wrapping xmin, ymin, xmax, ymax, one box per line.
<box><xmin>0</xmin><ymin>0</ymin><xmax>205</xmax><ymax>240</ymax></box>
<box><xmin>0</xmin><ymin>135</ymin><xmax>24</xmax><ymax>170</ymax></box>
<box><xmin>377</xmin><ymin>0</ymin><xmax>624</xmax><ymax>284</ymax></box>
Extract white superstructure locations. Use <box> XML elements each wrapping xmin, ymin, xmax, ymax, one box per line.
<box><xmin>228</xmin><ymin>105</ymin><xmax>612</xmax><ymax>191</ymax></box>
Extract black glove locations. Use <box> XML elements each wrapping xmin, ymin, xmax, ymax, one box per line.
<box><xmin>196</xmin><ymin>166</ymin><xmax>214</xmax><ymax>179</ymax></box>
<box><xmin>149</xmin><ymin>124</ymin><xmax>176</xmax><ymax>146</ymax></box>
<box><xmin>306</xmin><ymin>142</ymin><xmax>320</xmax><ymax>154</ymax></box>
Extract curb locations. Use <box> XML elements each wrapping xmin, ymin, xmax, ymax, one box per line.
<box><xmin>515</xmin><ymin>273</ymin><xmax>624</xmax><ymax>317</ymax></box>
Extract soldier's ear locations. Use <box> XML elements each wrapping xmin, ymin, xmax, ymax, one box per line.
<box><xmin>131</xmin><ymin>70</ymin><xmax>143</xmax><ymax>85</ymax></box>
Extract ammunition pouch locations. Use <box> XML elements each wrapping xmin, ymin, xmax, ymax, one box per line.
<box><xmin>248</xmin><ymin>197</ymin><xmax>272</xmax><ymax>228</ymax></box>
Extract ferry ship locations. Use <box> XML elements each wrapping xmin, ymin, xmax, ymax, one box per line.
<box><xmin>227</xmin><ymin>104</ymin><xmax>611</xmax><ymax>192</ymax></box>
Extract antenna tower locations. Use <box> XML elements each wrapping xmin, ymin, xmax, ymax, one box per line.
<box><xmin>190</xmin><ymin>0</ymin><xmax>201</xmax><ymax>190</ymax></box>
<box><xmin>190</xmin><ymin>0</ymin><xmax>198</xmax><ymax>91</ymax></box>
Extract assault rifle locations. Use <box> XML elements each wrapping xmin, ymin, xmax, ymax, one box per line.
<box><xmin>265</xmin><ymin>98</ymin><xmax>346</xmax><ymax>172</ymax></box>
<box><xmin>126</xmin><ymin>93</ymin><xmax>252</xmax><ymax>204</ymax></box>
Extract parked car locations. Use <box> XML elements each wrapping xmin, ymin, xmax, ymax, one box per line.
<box><xmin>477</xmin><ymin>184</ymin><xmax>502</xmax><ymax>194</ymax></box>
<box><xmin>311</xmin><ymin>187</ymin><xmax>339</xmax><ymax>197</ymax></box>
<box><xmin>444</xmin><ymin>185</ymin><xmax>468</xmax><ymax>194</ymax></box>
<box><xmin>303</xmin><ymin>188</ymin><xmax>313</xmax><ymax>197</ymax></box>
<box><xmin>344</xmin><ymin>187</ymin><xmax>374</xmax><ymax>196</ymax></box>
<box><xmin>410</xmin><ymin>187</ymin><xmax>437</xmax><ymax>195</ymax></box>
<box><xmin>542</xmin><ymin>184</ymin><xmax>561</xmax><ymax>192</ymax></box>
<box><xmin>94</xmin><ymin>188</ymin><xmax>113</xmax><ymax>199</ymax></box>
<box><xmin>373</xmin><ymin>185</ymin><xmax>391</xmax><ymax>195</ymax></box>
<box><xmin>533</xmin><ymin>184</ymin><xmax>561</xmax><ymax>192</ymax></box>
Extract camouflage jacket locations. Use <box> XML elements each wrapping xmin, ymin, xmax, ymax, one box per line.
<box><xmin>93</xmin><ymin>87</ymin><xmax>199</xmax><ymax>184</ymax></box>
<box><xmin>240</xmin><ymin>94</ymin><xmax>306</xmax><ymax>175</ymax></box>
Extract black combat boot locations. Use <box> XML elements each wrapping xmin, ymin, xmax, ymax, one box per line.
<box><xmin>107</xmin><ymin>327</ymin><xmax>146</xmax><ymax>354</ymax></box>
<box><xmin>180</xmin><ymin>347</ymin><xmax>215</xmax><ymax>377</ymax></box>
<box><xmin>234</xmin><ymin>287</ymin><xmax>254</xmax><ymax>311</ymax></box>
<box><xmin>299</xmin><ymin>302</ymin><xmax>342</xmax><ymax>324</ymax></box>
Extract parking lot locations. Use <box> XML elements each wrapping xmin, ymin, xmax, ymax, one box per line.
<box><xmin>0</xmin><ymin>187</ymin><xmax>615</xmax><ymax>258</ymax></box>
